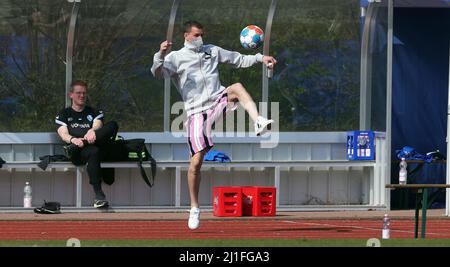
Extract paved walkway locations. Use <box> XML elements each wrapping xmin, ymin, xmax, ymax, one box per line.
<box><xmin>0</xmin><ymin>209</ymin><xmax>447</xmax><ymax>221</ymax></box>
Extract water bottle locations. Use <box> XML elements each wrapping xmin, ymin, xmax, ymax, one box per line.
<box><xmin>24</xmin><ymin>182</ymin><xmax>32</xmax><ymax>208</ymax></box>
<box><xmin>382</xmin><ymin>214</ymin><xmax>390</xmax><ymax>239</ymax></box>
<box><xmin>267</xmin><ymin>62</ymin><xmax>273</xmax><ymax>78</ymax></box>
<box><xmin>347</xmin><ymin>136</ymin><xmax>352</xmax><ymax>156</ymax></box>
<box><xmin>399</xmin><ymin>158</ymin><xmax>407</xmax><ymax>185</ymax></box>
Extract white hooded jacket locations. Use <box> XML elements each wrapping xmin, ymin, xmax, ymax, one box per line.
<box><xmin>151</xmin><ymin>41</ymin><xmax>263</xmax><ymax>116</ymax></box>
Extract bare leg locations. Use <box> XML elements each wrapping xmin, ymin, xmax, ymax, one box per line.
<box><xmin>188</xmin><ymin>149</ymin><xmax>208</xmax><ymax>208</ymax></box>
<box><xmin>227</xmin><ymin>83</ymin><xmax>259</xmax><ymax>122</ymax></box>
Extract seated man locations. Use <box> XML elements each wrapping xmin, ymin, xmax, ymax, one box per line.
<box><xmin>55</xmin><ymin>81</ymin><xmax>118</xmax><ymax>208</ymax></box>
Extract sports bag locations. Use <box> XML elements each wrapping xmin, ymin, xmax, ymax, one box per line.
<box><xmin>106</xmin><ymin>138</ymin><xmax>156</xmax><ymax>188</ymax></box>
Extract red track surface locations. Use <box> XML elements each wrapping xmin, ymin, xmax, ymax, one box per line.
<box><xmin>1</xmin><ymin>219</ymin><xmax>450</xmax><ymax>240</ymax></box>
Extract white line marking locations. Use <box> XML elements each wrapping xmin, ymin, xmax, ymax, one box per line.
<box><xmin>281</xmin><ymin>221</ymin><xmax>449</xmax><ymax>237</ymax></box>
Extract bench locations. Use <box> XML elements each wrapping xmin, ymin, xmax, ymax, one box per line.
<box><xmin>0</xmin><ymin>132</ymin><xmax>388</xmax><ymax>210</ymax></box>
<box><xmin>2</xmin><ymin>160</ymin><xmax>377</xmax><ymax>209</ymax></box>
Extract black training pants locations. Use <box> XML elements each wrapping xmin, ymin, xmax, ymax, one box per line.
<box><xmin>70</xmin><ymin>121</ymin><xmax>118</xmax><ymax>185</ymax></box>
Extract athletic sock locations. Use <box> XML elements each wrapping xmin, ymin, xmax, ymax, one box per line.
<box><xmin>256</xmin><ymin>116</ymin><xmax>265</xmax><ymax>123</ymax></box>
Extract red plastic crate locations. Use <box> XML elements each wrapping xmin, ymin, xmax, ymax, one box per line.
<box><xmin>212</xmin><ymin>187</ymin><xmax>242</xmax><ymax>217</ymax></box>
<box><xmin>242</xmin><ymin>186</ymin><xmax>276</xmax><ymax>216</ymax></box>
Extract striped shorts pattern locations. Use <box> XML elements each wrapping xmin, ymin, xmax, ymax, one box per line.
<box><xmin>186</xmin><ymin>88</ymin><xmax>237</xmax><ymax>156</ymax></box>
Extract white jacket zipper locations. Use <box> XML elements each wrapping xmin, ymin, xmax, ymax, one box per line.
<box><xmin>198</xmin><ymin>52</ymin><xmax>210</xmax><ymax>100</ymax></box>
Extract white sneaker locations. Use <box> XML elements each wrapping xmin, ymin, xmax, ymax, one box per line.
<box><xmin>188</xmin><ymin>207</ymin><xmax>200</xmax><ymax>230</ymax></box>
<box><xmin>254</xmin><ymin>116</ymin><xmax>274</xmax><ymax>136</ymax></box>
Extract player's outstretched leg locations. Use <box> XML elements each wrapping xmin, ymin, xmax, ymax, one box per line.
<box><xmin>227</xmin><ymin>82</ymin><xmax>274</xmax><ymax>136</ymax></box>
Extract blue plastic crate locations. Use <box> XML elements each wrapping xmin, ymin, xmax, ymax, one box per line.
<box><xmin>347</xmin><ymin>131</ymin><xmax>375</xmax><ymax>160</ymax></box>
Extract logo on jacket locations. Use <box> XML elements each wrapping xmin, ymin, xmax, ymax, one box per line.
<box><xmin>71</xmin><ymin>123</ymin><xmax>90</xmax><ymax>129</ymax></box>
<box><xmin>203</xmin><ymin>47</ymin><xmax>212</xmax><ymax>59</ymax></box>
<box><xmin>87</xmin><ymin>115</ymin><xmax>93</xmax><ymax>122</ymax></box>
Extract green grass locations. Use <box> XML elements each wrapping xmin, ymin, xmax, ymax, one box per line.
<box><xmin>2</xmin><ymin>238</ymin><xmax>450</xmax><ymax>247</ymax></box>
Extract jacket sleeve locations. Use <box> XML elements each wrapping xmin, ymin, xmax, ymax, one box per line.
<box><xmin>150</xmin><ymin>51</ymin><xmax>177</xmax><ymax>79</ymax></box>
<box><xmin>216</xmin><ymin>46</ymin><xmax>264</xmax><ymax>68</ymax></box>
<box><xmin>92</xmin><ymin>108</ymin><xmax>104</xmax><ymax>122</ymax></box>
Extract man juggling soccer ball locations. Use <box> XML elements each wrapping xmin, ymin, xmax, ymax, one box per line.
<box><xmin>151</xmin><ymin>21</ymin><xmax>277</xmax><ymax>230</ymax></box>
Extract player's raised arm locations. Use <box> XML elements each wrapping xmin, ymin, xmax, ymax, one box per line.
<box><xmin>151</xmin><ymin>40</ymin><xmax>175</xmax><ymax>78</ymax></box>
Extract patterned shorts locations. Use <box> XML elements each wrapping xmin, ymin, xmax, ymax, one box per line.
<box><xmin>186</xmin><ymin>87</ymin><xmax>237</xmax><ymax>156</ymax></box>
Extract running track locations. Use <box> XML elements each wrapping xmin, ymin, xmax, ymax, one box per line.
<box><xmin>1</xmin><ymin>219</ymin><xmax>450</xmax><ymax>240</ymax></box>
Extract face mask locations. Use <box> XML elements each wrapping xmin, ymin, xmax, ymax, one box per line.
<box><xmin>191</xmin><ymin>36</ymin><xmax>203</xmax><ymax>49</ymax></box>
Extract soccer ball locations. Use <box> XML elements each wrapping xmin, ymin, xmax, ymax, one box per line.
<box><xmin>240</xmin><ymin>25</ymin><xmax>264</xmax><ymax>49</ymax></box>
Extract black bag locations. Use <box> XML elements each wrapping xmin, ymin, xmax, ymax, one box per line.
<box><xmin>106</xmin><ymin>138</ymin><xmax>156</xmax><ymax>188</ymax></box>
<box><xmin>33</xmin><ymin>201</ymin><xmax>61</xmax><ymax>214</ymax></box>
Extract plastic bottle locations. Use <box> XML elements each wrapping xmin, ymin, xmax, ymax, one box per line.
<box><xmin>24</xmin><ymin>182</ymin><xmax>32</xmax><ymax>208</ymax></box>
<box><xmin>347</xmin><ymin>136</ymin><xmax>352</xmax><ymax>156</ymax></box>
<box><xmin>399</xmin><ymin>158</ymin><xmax>407</xmax><ymax>185</ymax></box>
<box><xmin>267</xmin><ymin>62</ymin><xmax>273</xmax><ymax>78</ymax></box>
<box><xmin>382</xmin><ymin>214</ymin><xmax>390</xmax><ymax>239</ymax></box>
